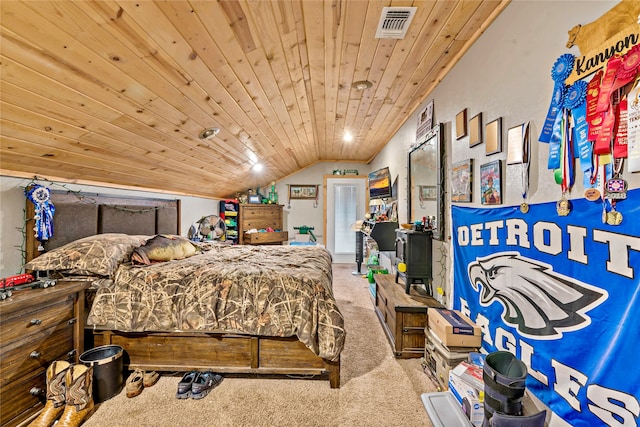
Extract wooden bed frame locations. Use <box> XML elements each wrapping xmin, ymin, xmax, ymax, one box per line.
<box><xmin>26</xmin><ymin>190</ymin><xmax>341</xmax><ymax>388</ymax></box>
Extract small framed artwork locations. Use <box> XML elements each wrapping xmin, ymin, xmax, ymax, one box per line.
<box><xmin>415</xmin><ymin>99</ymin><xmax>434</xmax><ymax>143</ymax></box>
<box><xmin>469</xmin><ymin>113</ymin><xmax>482</xmax><ymax>147</ymax></box>
<box><xmin>289</xmin><ymin>184</ymin><xmax>318</xmax><ymax>199</ymax></box>
<box><xmin>507</xmin><ymin>122</ymin><xmax>530</xmax><ymax>164</ymax></box>
<box><xmin>451</xmin><ymin>159</ymin><xmax>473</xmax><ymax>203</ymax></box>
<box><xmin>419</xmin><ymin>185</ymin><xmax>437</xmax><ymax>201</ymax></box>
<box><xmin>456</xmin><ymin>108</ymin><xmax>468</xmax><ymax>139</ymax></box>
<box><xmin>248</xmin><ymin>194</ymin><xmax>261</xmax><ymax>204</ymax></box>
<box><xmin>485</xmin><ymin>117</ymin><xmax>503</xmax><ymax>155</ymax></box>
<box><xmin>480</xmin><ymin>160</ymin><xmax>502</xmax><ymax>205</ymax></box>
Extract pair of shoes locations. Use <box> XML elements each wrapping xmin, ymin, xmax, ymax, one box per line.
<box><xmin>126</xmin><ymin>370</ymin><xmax>160</xmax><ymax>398</ymax></box>
<box><xmin>176</xmin><ymin>371</ymin><xmax>223</xmax><ymax>399</ymax></box>
<box><xmin>191</xmin><ymin>372</ymin><xmax>223</xmax><ymax>400</ymax></box>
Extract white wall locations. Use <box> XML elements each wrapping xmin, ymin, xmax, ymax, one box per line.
<box><xmin>272</xmin><ymin>161</ymin><xmax>369</xmax><ymax>244</ymax></box>
<box><xmin>373</xmin><ymin>0</ymin><xmax>638</xmax><ymax>307</ymax></box>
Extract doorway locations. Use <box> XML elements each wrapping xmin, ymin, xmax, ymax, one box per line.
<box><xmin>324</xmin><ymin>176</ymin><xmax>367</xmax><ymax>264</ymax></box>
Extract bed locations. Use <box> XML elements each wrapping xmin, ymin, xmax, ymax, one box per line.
<box><xmin>24</xmin><ymin>191</ymin><xmax>344</xmax><ymax>388</ymax></box>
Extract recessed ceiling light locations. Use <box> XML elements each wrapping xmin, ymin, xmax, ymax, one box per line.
<box><xmin>343</xmin><ymin>131</ymin><xmax>353</xmax><ymax>142</ymax></box>
<box><xmin>252</xmin><ymin>163</ymin><xmax>263</xmax><ymax>172</ymax></box>
<box><xmin>199</xmin><ymin>127</ymin><xmax>220</xmax><ymax>140</ymax></box>
<box><xmin>351</xmin><ymin>80</ymin><xmax>372</xmax><ymax>91</ymax></box>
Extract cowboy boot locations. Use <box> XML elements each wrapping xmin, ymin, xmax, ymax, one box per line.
<box><xmin>28</xmin><ymin>360</ymin><xmax>71</xmax><ymax>427</ymax></box>
<box><xmin>56</xmin><ymin>364</ymin><xmax>94</xmax><ymax>427</ymax></box>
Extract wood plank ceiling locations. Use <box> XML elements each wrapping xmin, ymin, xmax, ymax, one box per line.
<box><xmin>0</xmin><ymin>0</ymin><xmax>508</xmax><ymax>199</ymax></box>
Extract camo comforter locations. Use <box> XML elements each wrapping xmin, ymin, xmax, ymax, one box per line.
<box><xmin>86</xmin><ymin>245</ymin><xmax>344</xmax><ymax>361</ymax></box>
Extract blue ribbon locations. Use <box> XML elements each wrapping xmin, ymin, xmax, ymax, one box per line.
<box><xmin>25</xmin><ymin>185</ymin><xmax>55</xmax><ymax>241</ymax></box>
<box><xmin>540</xmin><ymin>54</ymin><xmax>574</xmax><ymax>143</ymax></box>
<box><xmin>564</xmin><ymin>80</ymin><xmax>591</xmax><ymax>172</ymax></box>
<box><xmin>548</xmin><ymin>113</ymin><xmax>563</xmax><ymax>169</ymax></box>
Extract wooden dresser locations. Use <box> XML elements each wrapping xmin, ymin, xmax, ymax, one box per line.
<box><xmin>0</xmin><ymin>281</ymin><xmax>88</xmax><ymax>427</ymax></box>
<box><xmin>238</xmin><ymin>204</ymin><xmax>288</xmax><ymax>245</ymax></box>
<box><xmin>374</xmin><ymin>274</ymin><xmax>443</xmax><ymax>358</ymax></box>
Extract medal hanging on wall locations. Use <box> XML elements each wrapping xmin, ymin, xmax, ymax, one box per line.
<box><xmin>555</xmin><ymin>110</ymin><xmax>574</xmax><ymax>217</ymax></box>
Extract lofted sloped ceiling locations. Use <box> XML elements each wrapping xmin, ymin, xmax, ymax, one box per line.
<box><xmin>0</xmin><ymin>1</ymin><xmax>508</xmax><ymax>199</ymax></box>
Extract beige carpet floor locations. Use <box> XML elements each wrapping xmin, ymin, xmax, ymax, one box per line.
<box><xmin>82</xmin><ymin>264</ymin><xmax>437</xmax><ymax>427</ymax></box>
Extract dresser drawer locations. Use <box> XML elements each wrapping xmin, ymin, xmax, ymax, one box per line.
<box><xmin>1</xmin><ymin>323</ymin><xmax>75</xmax><ymax>387</ymax></box>
<box><xmin>243</xmin><ymin>231</ymin><xmax>288</xmax><ymax>244</ymax></box>
<box><xmin>1</xmin><ymin>297</ymin><xmax>75</xmax><ymax>344</ymax></box>
<box><xmin>1</xmin><ymin>369</ymin><xmax>46</xmax><ymax>427</ymax></box>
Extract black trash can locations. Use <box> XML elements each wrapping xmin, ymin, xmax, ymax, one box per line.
<box><xmin>79</xmin><ymin>345</ymin><xmax>124</xmax><ymax>403</ymax></box>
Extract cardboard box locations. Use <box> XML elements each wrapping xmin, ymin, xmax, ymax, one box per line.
<box><xmin>428</xmin><ymin>308</ymin><xmax>482</xmax><ymax>348</ymax></box>
<box><xmin>448</xmin><ymin>362</ymin><xmax>485</xmax><ymax>426</ymax></box>
<box><xmin>424</xmin><ymin>327</ymin><xmax>477</xmax><ymax>390</ymax></box>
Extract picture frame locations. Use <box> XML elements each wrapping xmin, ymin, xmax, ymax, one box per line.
<box><xmin>507</xmin><ymin>122</ymin><xmax>530</xmax><ymax>164</ymax></box>
<box><xmin>248</xmin><ymin>194</ymin><xmax>261</xmax><ymax>204</ymax></box>
<box><xmin>289</xmin><ymin>184</ymin><xmax>318</xmax><ymax>199</ymax></box>
<box><xmin>451</xmin><ymin>159</ymin><xmax>473</xmax><ymax>203</ymax></box>
<box><xmin>485</xmin><ymin>117</ymin><xmax>503</xmax><ymax>155</ymax></box>
<box><xmin>415</xmin><ymin>99</ymin><xmax>434</xmax><ymax>144</ymax></box>
<box><xmin>456</xmin><ymin>108</ymin><xmax>468</xmax><ymax>139</ymax></box>
<box><xmin>480</xmin><ymin>160</ymin><xmax>502</xmax><ymax>205</ymax></box>
<box><xmin>418</xmin><ymin>185</ymin><xmax>437</xmax><ymax>201</ymax></box>
<box><xmin>469</xmin><ymin>113</ymin><xmax>482</xmax><ymax>147</ymax></box>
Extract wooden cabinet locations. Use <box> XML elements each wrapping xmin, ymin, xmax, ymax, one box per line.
<box><xmin>374</xmin><ymin>274</ymin><xmax>442</xmax><ymax>358</ymax></box>
<box><xmin>238</xmin><ymin>204</ymin><xmax>288</xmax><ymax>245</ymax></box>
<box><xmin>0</xmin><ymin>281</ymin><xmax>88</xmax><ymax>427</ymax></box>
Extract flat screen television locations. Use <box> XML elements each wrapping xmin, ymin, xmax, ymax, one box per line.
<box><xmin>368</xmin><ymin>167</ymin><xmax>392</xmax><ymax>199</ymax></box>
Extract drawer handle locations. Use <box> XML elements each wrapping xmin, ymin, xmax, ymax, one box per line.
<box><xmin>30</xmin><ymin>319</ymin><xmax>42</xmax><ymax>325</ymax></box>
<box><xmin>30</xmin><ymin>351</ymin><xmax>41</xmax><ymax>359</ymax></box>
<box><xmin>68</xmin><ymin>318</ymin><xmax>77</xmax><ymax>325</ymax></box>
<box><xmin>30</xmin><ymin>387</ymin><xmax>44</xmax><ymax>396</ymax></box>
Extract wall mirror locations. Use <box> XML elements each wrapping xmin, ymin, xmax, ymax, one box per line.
<box><xmin>408</xmin><ymin>123</ymin><xmax>445</xmax><ymax>240</ymax></box>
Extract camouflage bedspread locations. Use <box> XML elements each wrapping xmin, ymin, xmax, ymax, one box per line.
<box><xmin>86</xmin><ymin>245</ymin><xmax>344</xmax><ymax>361</ymax></box>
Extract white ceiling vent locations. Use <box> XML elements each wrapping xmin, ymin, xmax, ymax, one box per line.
<box><xmin>375</xmin><ymin>7</ymin><xmax>417</xmax><ymax>39</ymax></box>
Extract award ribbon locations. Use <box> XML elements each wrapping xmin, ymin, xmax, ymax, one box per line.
<box><xmin>540</xmin><ymin>54</ymin><xmax>573</xmax><ymax>143</ymax></box>
<box><xmin>563</xmin><ymin>80</ymin><xmax>592</xmax><ymax>184</ymax></box>
<box><xmin>548</xmin><ymin>112</ymin><xmax>563</xmax><ymax>169</ymax></box>
<box><xmin>596</xmin><ymin>55</ymin><xmax>622</xmax><ymax>113</ymax></box>
<box><xmin>614</xmin><ymin>98</ymin><xmax>628</xmax><ymax>158</ymax></box>
<box><xmin>25</xmin><ymin>185</ymin><xmax>55</xmax><ymax>242</ymax></box>
<box><xmin>587</xmin><ymin>70</ymin><xmax>604</xmax><ymax>141</ymax></box>
<box><xmin>613</xmin><ymin>44</ymin><xmax>640</xmax><ymax>93</ymax></box>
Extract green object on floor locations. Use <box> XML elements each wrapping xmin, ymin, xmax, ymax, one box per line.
<box><xmin>367</xmin><ymin>266</ymin><xmax>388</xmax><ymax>283</ymax></box>
<box><xmin>294</xmin><ymin>225</ymin><xmax>317</xmax><ymax>242</ymax></box>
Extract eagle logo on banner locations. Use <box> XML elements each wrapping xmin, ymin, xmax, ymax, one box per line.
<box><xmin>467</xmin><ymin>252</ymin><xmax>608</xmax><ymax>339</ymax></box>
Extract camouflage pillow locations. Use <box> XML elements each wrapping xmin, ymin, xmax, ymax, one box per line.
<box><xmin>25</xmin><ymin>233</ymin><xmax>149</xmax><ymax>277</ymax></box>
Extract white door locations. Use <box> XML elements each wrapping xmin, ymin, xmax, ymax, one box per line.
<box><xmin>325</xmin><ymin>177</ymin><xmax>366</xmax><ymax>263</ymax></box>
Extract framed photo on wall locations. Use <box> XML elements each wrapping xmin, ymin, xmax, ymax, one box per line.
<box><xmin>469</xmin><ymin>113</ymin><xmax>482</xmax><ymax>147</ymax></box>
<box><xmin>419</xmin><ymin>185</ymin><xmax>437</xmax><ymax>201</ymax></box>
<box><xmin>480</xmin><ymin>160</ymin><xmax>502</xmax><ymax>205</ymax></box>
<box><xmin>289</xmin><ymin>184</ymin><xmax>318</xmax><ymax>199</ymax></box>
<box><xmin>451</xmin><ymin>159</ymin><xmax>473</xmax><ymax>203</ymax></box>
<box><xmin>415</xmin><ymin>100</ymin><xmax>434</xmax><ymax>143</ymax></box>
<box><xmin>507</xmin><ymin>122</ymin><xmax>530</xmax><ymax>164</ymax></box>
<box><xmin>485</xmin><ymin>117</ymin><xmax>503</xmax><ymax>155</ymax></box>
<box><xmin>456</xmin><ymin>108</ymin><xmax>468</xmax><ymax>139</ymax></box>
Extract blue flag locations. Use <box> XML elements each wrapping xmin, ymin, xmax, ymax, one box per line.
<box><xmin>452</xmin><ymin>190</ymin><xmax>640</xmax><ymax>427</ymax></box>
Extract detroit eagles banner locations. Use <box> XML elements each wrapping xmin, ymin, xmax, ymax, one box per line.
<box><xmin>452</xmin><ymin>189</ymin><xmax>640</xmax><ymax>427</ymax></box>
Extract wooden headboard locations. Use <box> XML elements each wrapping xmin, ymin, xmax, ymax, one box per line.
<box><xmin>25</xmin><ymin>191</ymin><xmax>180</xmax><ymax>263</ymax></box>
